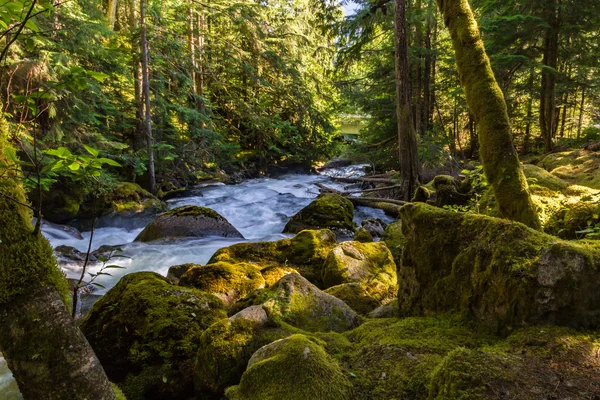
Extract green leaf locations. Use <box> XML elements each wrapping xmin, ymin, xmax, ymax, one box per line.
<box><xmin>104</xmin><ymin>265</ymin><xmax>126</xmax><ymax>269</ymax></box>
<box><xmin>68</xmin><ymin>162</ymin><xmax>80</xmax><ymax>171</ymax></box>
<box><xmin>5</xmin><ymin>148</ymin><xmax>18</xmax><ymax>164</ymax></box>
<box><xmin>83</xmin><ymin>144</ymin><xmax>99</xmax><ymax>157</ymax></box>
<box><xmin>98</xmin><ymin>157</ymin><xmax>121</xmax><ymax>167</ymax></box>
<box><xmin>87</xmin><ymin>71</ymin><xmax>109</xmax><ymax>83</ymax></box>
<box><xmin>162</xmin><ymin>376</ymin><xmax>168</xmax><ymax>383</ymax></box>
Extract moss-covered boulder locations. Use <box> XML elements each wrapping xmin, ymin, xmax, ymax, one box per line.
<box><xmin>240</xmin><ymin>273</ymin><xmax>361</xmax><ymax>333</ymax></box>
<box><xmin>178</xmin><ymin>262</ymin><xmax>266</xmax><ymax>306</ymax></box>
<box><xmin>367</xmin><ymin>299</ymin><xmax>398</xmax><ymax>318</ymax></box>
<box><xmin>381</xmin><ymin>219</ymin><xmax>404</xmax><ymax>267</ymax></box>
<box><xmin>80</xmin><ymin>272</ymin><xmax>227</xmax><ymax>400</ymax></box>
<box><xmin>324</xmin><ymin>283</ymin><xmax>381</xmax><ymax>315</ymax></box>
<box><xmin>283</xmin><ymin>194</ymin><xmax>355</xmax><ymax>235</ymax></box>
<box><xmin>260</xmin><ymin>265</ymin><xmax>296</xmax><ymax>286</ymax></box>
<box><xmin>428</xmin><ymin>325</ymin><xmax>600</xmax><ymax>399</ymax></box>
<box><xmin>194</xmin><ymin>306</ymin><xmax>295</xmax><ymax>396</ymax></box>
<box><xmin>398</xmin><ymin>203</ymin><xmax>600</xmax><ymax>333</ymax></box>
<box><xmin>134</xmin><ymin>205</ymin><xmax>243</xmax><ymax>242</ymax></box>
<box><xmin>428</xmin><ymin>175</ymin><xmax>471</xmax><ymax>207</ymax></box>
<box><xmin>545</xmin><ymin>202</ymin><xmax>600</xmax><ymax>239</ymax></box>
<box><xmin>225</xmin><ymin>334</ymin><xmax>353</xmax><ymax>400</ymax></box>
<box><xmin>209</xmin><ymin>229</ymin><xmax>337</xmax><ymax>287</ymax></box>
<box><xmin>322</xmin><ymin>241</ymin><xmax>397</xmax><ymax>303</ymax></box>
<box><xmin>538</xmin><ymin>149</ymin><xmax>600</xmax><ymax>189</ymax></box>
<box><xmin>522</xmin><ymin>164</ymin><xmax>568</xmax><ymax>192</ymax></box>
<box><xmin>353</xmin><ymin>228</ymin><xmax>374</xmax><ymax>242</ymax></box>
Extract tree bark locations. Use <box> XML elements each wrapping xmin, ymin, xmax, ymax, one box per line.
<box><xmin>129</xmin><ymin>0</ymin><xmax>144</xmax><ymax>153</ymax></box>
<box><xmin>140</xmin><ymin>0</ymin><xmax>156</xmax><ymax>194</ymax></box>
<box><xmin>394</xmin><ymin>0</ymin><xmax>421</xmax><ymax>200</ymax></box>
<box><xmin>0</xmin><ymin>115</ymin><xmax>114</xmax><ymax>399</ymax></box>
<box><xmin>539</xmin><ymin>0</ymin><xmax>559</xmax><ymax>153</ymax></box>
<box><xmin>436</xmin><ymin>0</ymin><xmax>541</xmax><ymax>229</ymax></box>
<box><xmin>523</xmin><ymin>64</ymin><xmax>535</xmax><ymax>153</ymax></box>
<box><xmin>106</xmin><ymin>0</ymin><xmax>118</xmax><ymax>30</ymax></box>
<box><xmin>577</xmin><ymin>86</ymin><xmax>586</xmax><ymax>139</ymax></box>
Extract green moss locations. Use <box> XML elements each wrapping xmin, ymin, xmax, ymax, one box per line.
<box><xmin>0</xmin><ymin>117</ymin><xmax>70</xmax><ymax>307</ymax></box>
<box><xmin>209</xmin><ymin>229</ymin><xmax>337</xmax><ymax>287</ymax></box>
<box><xmin>225</xmin><ymin>334</ymin><xmax>353</xmax><ymax>400</ymax></box>
<box><xmin>353</xmin><ymin>228</ymin><xmax>374</xmax><ymax>243</ymax></box>
<box><xmin>545</xmin><ymin>202</ymin><xmax>600</xmax><ymax>239</ymax></box>
<box><xmin>283</xmin><ymin>194</ymin><xmax>355</xmax><ymax>234</ymax></box>
<box><xmin>80</xmin><ymin>272</ymin><xmax>227</xmax><ymax>400</ymax></box>
<box><xmin>538</xmin><ymin>150</ymin><xmax>600</xmax><ymax>189</ymax></box>
<box><xmin>522</xmin><ymin>164</ymin><xmax>568</xmax><ymax>191</ymax></box>
<box><xmin>260</xmin><ymin>265</ymin><xmax>296</xmax><ymax>286</ymax></box>
<box><xmin>382</xmin><ymin>219</ymin><xmax>405</xmax><ymax>267</ymax></box>
<box><xmin>339</xmin><ymin>315</ymin><xmax>495</xmax><ymax>400</ymax></box>
<box><xmin>322</xmin><ymin>241</ymin><xmax>397</xmax><ymax>302</ymax></box>
<box><xmin>111</xmin><ymin>383</ymin><xmax>127</xmax><ymax>400</ymax></box>
<box><xmin>162</xmin><ymin>204</ymin><xmax>223</xmax><ymax>219</ymax></box>
<box><xmin>179</xmin><ymin>262</ymin><xmax>266</xmax><ymax>306</ymax></box>
<box><xmin>100</xmin><ymin>182</ymin><xmax>164</xmax><ymax>215</ymax></box>
<box><xmin>324</xmin><ymin>283</ymin><xmax>381</xmax><ymax>315</ymax></box>
<box><xmin>429</xmin><ymin>325</ymin><xmax>600</xmax><ymax>399</ymax></box>
<box><xmin>398</xmin><ymin>203</ymin><xmax>600</xmax><ymax>333</ymax></box>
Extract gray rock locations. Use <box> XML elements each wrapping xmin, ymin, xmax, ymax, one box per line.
<box><xmin>134</xmin><ymin>205</ymin><xmax>243</xmax><ymax>242</ymax></box>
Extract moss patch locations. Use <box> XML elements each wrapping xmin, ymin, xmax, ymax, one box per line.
<box><xmin>322</xmin><ymin>241</ymin><xmax>397</xmax><ymax>303</ymax></box>
<box><xmin>80</xmin><ymin>272</ymin><xmax>227</xmax><ymax>400</ymax></box>
<box><xmin>225</xmin><ymin>334</ymin><xmax>353</xmax><ymax>400</ymax></box>
<box><xmin>179</xmin><ymin>262</ymin><xmax>266</xmax><ymax>307</ymax></box>
<box><xmin>209</xmin><ymin>229</ymin><xmax>337</xmax><ymax>287</ymax></box>
<box><xmin>324</xmin><ymin>283</ymin><xmax>381</xmax><ymax>315</ymax></box>
<box><xmin>162</xmin><ymin>204</ymin><xmax>223</xmax><ymax>219</ymax></box>
<box><xmin>283</xmin><ymin>194</ymin><xmax>355</xmax><ymax>234</ymax></box>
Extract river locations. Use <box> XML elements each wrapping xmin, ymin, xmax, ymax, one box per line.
<box><xmin>0</xmin><ymin>165</ymin><xmax>394</xmax><ymax>398</ymax></box>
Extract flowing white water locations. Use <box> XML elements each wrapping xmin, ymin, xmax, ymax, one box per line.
<box><xmin>0</xmin><ymin>165</ymin><xmax>394</xmax><ymax>395</ymax></box>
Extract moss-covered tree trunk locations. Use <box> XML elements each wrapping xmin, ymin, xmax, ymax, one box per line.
<box><xmin>394</xmin><ymin>0</ymin><xmax>421</xmax><ymax>200</ymax></box>
<box><xmin>0</xmin><ymin>116</ymin><xmax>115</xmax><ymax>399</ymax></box>
<box><xmin>435</xmin><ymin>0</ymin><xmax>541</xmax><ymax>230</ymax></box>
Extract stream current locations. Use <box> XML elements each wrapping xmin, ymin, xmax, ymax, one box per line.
<box><xmin>0</xmin><ymin>165</ymin><xmax>395</xmax><ymax>398</ymax></box>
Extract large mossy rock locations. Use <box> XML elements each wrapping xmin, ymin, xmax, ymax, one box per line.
<box><xmin>381</xmin><ymin>219</ymin><xmax>404</xmax><ymax>267</ymax></box>
<box><xmin>398</xmin><ymin>203</ymin><xmax>600</xmax><ymax>332</ymax></box>
<box><xmin>209</xmin><ymin>229</ymin><xmax>337</xmax><ymax>287</ymax></box>
<box><xmin>538</xmin><ymin>149</ymin><xmax>600</xmax><ymax>189</ymax></box>
<box><xmin>178</xmin><ymin>261</ymin><xmax>266</xmax><ymax>306</ymax></box>
<box><xmin>80</xmin><ymin>272</ymin><xmax>227</xmax><ymax>400</ymax></box>
<box><xmin>225</xmin><ymin>334</ymin><xmax>353</xmax><ymax>400</ymax></box>
<box><xmin>243</xmin><ymin>273</ymin><xmax>361</xmax><ymax>333</ymax></box>
<box><xmin>324</xmin><ymin>283</ymin><xmax>381</xmax><ymax>315</ymax></box>
<box><xmin>283</xmin><ymin>194</ymin><xmax>355</xmax><ymax>234</ymax></box>
<box><xmin>428</xmin><ymin>325</ymin><xmax>600</xmax><ymax>399</ymax></box>
<box><xmin>195</xmin><ymin>306</ymin><xmax>294</xmax><ymax>396</ymax></box>
<box><xmin>322</xmin><ymin>241</ymin><xmax>397</xmax><ymax>303</ymax></box>
<box><xmin>134</xmin><ymin>205</ymin><xmax>243</xmax><ymax>242</ymax></box>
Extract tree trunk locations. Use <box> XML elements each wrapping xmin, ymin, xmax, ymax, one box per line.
<box><xmin>140</xmin><ymin>0</ymin><xmax>156</xmax><ymax>194</ymax></box>
<box><xmin>523</xmin><ymin>64</ymin><xmax>535</xmax><ymax>154</ymax></box>
<box><xmin>394</xmin><ymin>0</ymin><xmax>421</xmax><ymax>200</ymax></box>
<box><xmin>436</xmin><ymin>0</ymin><xmax>541</xmax><ymax>229</ymax></box>
<box><xmin>106</xmin><ymin>0</ymin><xmax>118</xmax><ymax>30</ymax></box>
<box><xmin>129</xmin><ymin>0</ymin><xmax>145</xmax><ymax>153</ymax></box>
<box><xmin>422</xmin><ymin>0</ymin><xmax>436</xmax><ymax>135</ymax></box>
<box><xmin>577</xmin><ymin>86</ymin><xmax>586</xmax><ymax>139</ymax></box>
<box><xmin>0</xmin><ymin>117</ymin><xmax>114</xmax><ymax>399</ymax></box>
<box><xmin>539</xmin><ymin>0</ymin><xmax>559</xmax><ymax>153</ymax></box>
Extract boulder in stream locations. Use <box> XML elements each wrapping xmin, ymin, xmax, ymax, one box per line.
<box><xmin>134</xmin><ymin>205</ymin><xmax>243</xmax><ymax>242</ymax></box>
<box><xmin>80</xmin><ymin>272</ymin><xmax>227</xmax><ymax>400</ymax></box>
<box><xmin>283</xmin><ymin>194</ymin><xmax>355</xmax><ymax>235</ymax></box>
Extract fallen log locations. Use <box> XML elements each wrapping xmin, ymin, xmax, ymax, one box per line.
<box><xmin>332</xmin><ymin>177</ymin><xmax>396</xmax><ymax>185</ymax></box>
<box><xmin>341</xmin><ymin>185</ymin><xmax>403</xmax><ymax>195</ymax></box>
<box><xmin>350</xmin><ymin>198</ymin><xmax>404</xmax><ymax>217</ymax></box>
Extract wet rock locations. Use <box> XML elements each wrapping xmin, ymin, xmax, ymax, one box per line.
<box><xmin>166</xmin><ymin>263</ymin><xmax>194</xmax><ymax>285</ymax></box>
<box><xmin>36</xmin><ymin>218</ymin><xmax>84</xmax><ymax>240</ymax></box>
<box><xmin>283</xmin><ymin>194</ymin><xmax>355</xmax><ymax>235</ymax></box>
<box><xmin>367</xmin><ymin>299</ymin><xmax>398</xmax><ymax>318</ymax></box>
<box><xmin>322</xmin><ymin>241</ymin><xmax>397</xmax><ymax>303</ymax></box>
<box><xmin>80</xmin><ymin>272</ymin><xmax>227</xmax><ymax>400</ymax></box>
<box><xmin>361</xmin><ymin>218</ymin><xmax>387</xmax><ymax>238</ymax></box>
<box><xmin>134</xmin><ymin>205</ymin><xmax>243</xmax><ymax>242</ymax></box>
<box><xmin>54</xmin><ymin>245</ymin><xmax>96</xmax><ymax>264</ymax></box>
